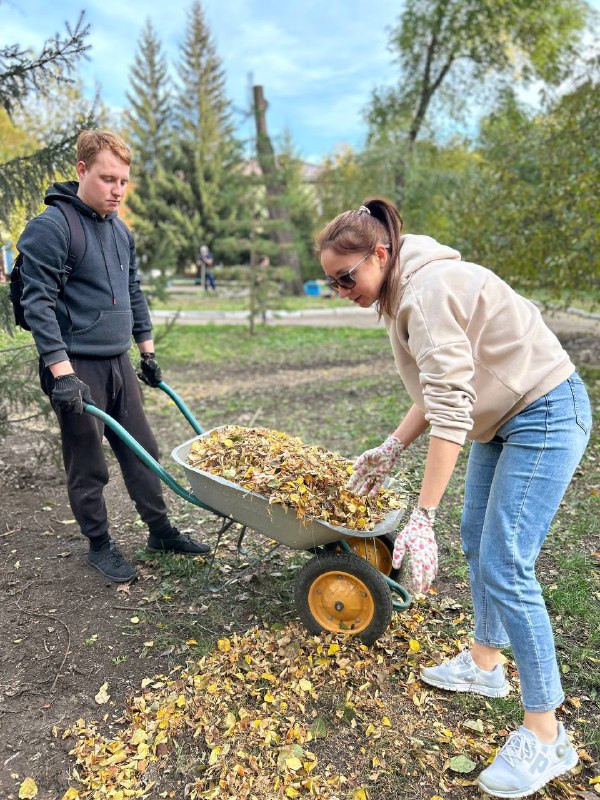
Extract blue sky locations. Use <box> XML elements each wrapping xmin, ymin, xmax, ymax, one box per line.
<box><xmin>3</xmin><ymin>0</ymin><xmax>403</xmax><ymax>162</ymax></box>
<box><xmin>3</xmin><ymin>0</ymin><xmax>599</xmax><ymax>163</ymax></box>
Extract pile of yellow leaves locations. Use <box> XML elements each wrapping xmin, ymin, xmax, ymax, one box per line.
<box><xmin>60</xmin><ymin>601</ymin><xmax>593</xmax><ymax>800</ymax></box>
<box><xmin>187</xmin><ymin>426</ymin><xmax>404</xmax><ymax>531</ymax></box>
<box><xmin>59</xmin><ymin>620</ymin><xmax>429</xmax><ymax>800</ymax></box>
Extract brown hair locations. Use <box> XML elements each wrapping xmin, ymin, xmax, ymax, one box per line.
<box><xmin>76</xmin><ymin>129</ymin><xmax>131</xmax><ymax>167</ymax></box>
<box><xmin>315</xmin><ymin>197</ymin><xmax>403</xmax><ymax>318</ymax></box>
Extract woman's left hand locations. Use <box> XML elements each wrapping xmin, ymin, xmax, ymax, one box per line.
<box><xmin>392</xmin><ymin>506</ymin><xmax>438</xmax><ymax>593</ymax></box>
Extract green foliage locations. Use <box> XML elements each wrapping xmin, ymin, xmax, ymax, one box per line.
<box><xmin>0</xmin><ymin>328</ymin><xmax>49</xmax><ymax>436</ymax></box>
<box><xmin>370</xmin><ymin>0</ymin><xmax>589</xmax><ymax>138</ymax></box>
<box><xmin>276</xmin><ymin>136</ymin><xmax>319</xmax><ymax>280</ymax></box>
<box><xmin>124</xmin><ymin>19</ymin><xmax>177</xmax><ymax>280</ymax></box>
<box><xmin>365</xmin><ymin>0</ymin><xmax>590</xmax><ymax>208</ymax></box>
<box><xmin>0</xmin><ymin>10</ymin><xmax>95</xmax><ymax>439</ymax></box>
<box><xmin>448</xmin><ymin>78</ymin><xmax>600</xmax><ymax>297</ymax></box>
<box><xmin>311</xmin><ymin>2</ymin><xmax>598</xmax><ymax>298</ymax></box>
<box><xmin>0</xmin><ymin>12</ymin><xmax>93</xmax><ymax>227</ymax></box>
<box><xmin>165</xmin><ymin>1</ymin><xmax>245</xmax><ymax>272</ymax></box>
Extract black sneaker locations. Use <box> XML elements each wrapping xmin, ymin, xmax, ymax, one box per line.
<box><xmin>87</xmin><ymin>541</ymin><xmax>137</xmax><ymax>583</ymax></box>
<box><xmin>146</xmin><ymin>527</ymin><xmax>210</xmax><ymax>555</ymax></box>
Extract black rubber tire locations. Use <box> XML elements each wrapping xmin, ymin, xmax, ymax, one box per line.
<box><xmin>325</xmin><ymin>533</ymin><xmax>400</xmax><ymax>581</ymax></box>
<box><xmin>294</xmin><ymin>552</ymin><xmax>393</xmax><ymax>645</ymax></box>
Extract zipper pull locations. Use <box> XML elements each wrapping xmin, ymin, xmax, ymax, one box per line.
<box><xmin>113</xmin><ymin>297</ymin><xmax>117</xmax><ymax>305</ymax></box>
<box><xmin>120</xmin><ymin>264</ymin><xmax>124</xmax><ymax>270</ymax></box>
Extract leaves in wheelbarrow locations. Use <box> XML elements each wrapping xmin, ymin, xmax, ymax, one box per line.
<box><xmin>187</xmin><ymin>425</ymin><xmax>405</xmax><ymax>530</ymax></box>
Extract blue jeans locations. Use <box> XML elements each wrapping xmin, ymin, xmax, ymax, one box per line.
<box><xmin>461</xmin><ymin>373</ymin><xmax>592</xmax><ymax>712</ymax></box>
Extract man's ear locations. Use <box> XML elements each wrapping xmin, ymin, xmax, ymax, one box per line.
<box><xmin>76</xmin><ymin>160</ymin><xmax>87</xmax><ymax>179</ymax></box>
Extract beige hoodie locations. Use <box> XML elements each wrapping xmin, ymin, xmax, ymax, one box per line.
<box><xmin>383</xmin><ymin>235</ymin><xmax>575</xmax><ymax>444</ymax></box>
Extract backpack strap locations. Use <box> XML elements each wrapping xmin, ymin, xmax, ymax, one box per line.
<box><xmin>54</xmin><ymin>201</ymin><xmax>86</xmax><ymax>276</ymax></box>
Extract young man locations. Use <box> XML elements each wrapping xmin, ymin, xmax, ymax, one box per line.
<box><xmin>18</xmin><ymin>129</ymin><xmax>210</xmax><ymax>583</ymax></box>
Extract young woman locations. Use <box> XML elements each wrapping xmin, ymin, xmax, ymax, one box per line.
<box><xmin>316</xmin><ymin>198</ymin><xmax>592</xmax><ymax>799</ymax></box>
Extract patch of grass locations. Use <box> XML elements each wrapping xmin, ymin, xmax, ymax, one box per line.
<box><xmin>149</xmin><ymin>290</ymin><xmax>348</xmax><ymax>313</ymax></box>
<box><xmin>151</xmin><ymin>322</ymin><xmax>389</xmax><ymax>368</ymax></box>
<box><xmin>545</xmin><ymin>552</ymin><xmax>600</xmax><ymax>618</ymax></box>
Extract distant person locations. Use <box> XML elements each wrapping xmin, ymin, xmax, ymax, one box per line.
<box><xmin>255</xmin><ymin>255</ymin><xmax>270</xmax><ymax>323</ymax></box>
<box><xmin>316</xmin><ymin>198</ymin><xmax>591</xmax><ymax>799</ymax></box>
<box><xmin>197</xmin><ymin>244</ymin><xmax>216</xmax><ymax>291</ymax></box>
<box><xmin>17</xmin><ymin>129</ymin><xmax>210</xmax><ymax>584</ymax></box>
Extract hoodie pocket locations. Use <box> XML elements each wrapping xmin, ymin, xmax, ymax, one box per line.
<box><xmin>70</xmin><ymin>310</ymin><xmax>134</xmax><ymax>352</ymax></box>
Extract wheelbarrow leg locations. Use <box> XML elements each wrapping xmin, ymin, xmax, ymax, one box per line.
<box><xmin>236</xmin><ymin>525</ymin><xmax>249</xmax><ymax>556</ymax></box>
<box><xmin>222</xmin><ymin>540</ymin><xmax>283</xmax><ymax>588</ymax></box>
<box><xmin>202</xmin><ymin>516</ymin><xmax>237</xmax><ymax>592</ymax></box>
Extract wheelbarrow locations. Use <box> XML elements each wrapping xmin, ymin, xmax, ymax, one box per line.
<box><xmin>84</xmin><ymin>382</ymin><xmax>410</xmax><ymax>645</ymax></box>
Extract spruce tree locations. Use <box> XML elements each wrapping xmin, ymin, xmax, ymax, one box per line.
<box><xmin>124</xmin><ymin>20</ymin><xmax>175</xmax><ymax>281</ymax></box>
<box><xmin>0</xmin><ymin>13</ymin><xmax>92</xmax><ymax>227</ymax></box>
<box><xmin>165</xmin><ymin>0</ymin><xmax>245</xmax><ymax>272</ymax></box>
<box><xmin>0</xmin><ymin>13</ymin><xmax>91</xmax><ymax>435</ymax></box>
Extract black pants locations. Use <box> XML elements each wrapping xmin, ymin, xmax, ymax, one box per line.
<box><xmin>40</xmin><ymin>354</ymin><xmax>170</xmax><ymax>543</ymax></box>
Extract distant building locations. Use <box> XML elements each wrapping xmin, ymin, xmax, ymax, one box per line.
<box><xmin>242</xmin><ymin>158</ymin><xmax>323</xmax><ymax>183</ymax></box>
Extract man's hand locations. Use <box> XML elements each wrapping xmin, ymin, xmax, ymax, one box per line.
<box><xmin>392</xmin><ymin>506</ymin><xmax>438</xmax><ymax>593</ymax></box>
<box><xmin>51</xmin><ymin>373</ymin><xmax>93</xmax><ymax>415</ymax></box>
<box><xmin>138</xmin><ymin>352</ymin><xmax>162</xmax><ymax>388</ymax></box>
<box><xmin>346</xmin><ymin>435</ymin><xmax>404</xmax><ymax>496</ymax></box>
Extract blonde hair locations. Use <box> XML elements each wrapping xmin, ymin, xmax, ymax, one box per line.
<box><xmin>315</xmin><ymin>197</ymin><xmax>403</xmax><ymax>318</ymax></box>
<box><xmin>76</xmin><ymin>129</ymin><xmax>131</xmax><ymax>166</ymax></box>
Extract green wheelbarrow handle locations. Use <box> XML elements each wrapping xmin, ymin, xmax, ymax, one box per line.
<box><xmin>83</xmin><ymin>379</ymin><xmax>212</xmax><ymax>512</ymax></box>
<box><xmin>156</xmin><ymin>380</ymin><xmax>204</xmax><ymax>435</ymax></box>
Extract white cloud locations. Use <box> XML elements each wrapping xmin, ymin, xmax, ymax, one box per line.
<box><xmin>7</xmin><ymin>0</ymin><xmax>595</xmax><ymax>159</ymax></box>
<box><xmin>2</xmin><ymin>0</ymin><xmax>402</xmax><ymax>157</ymax></box>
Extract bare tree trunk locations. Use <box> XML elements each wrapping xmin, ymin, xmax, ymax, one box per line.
<box><xmin>252</xmin><ymin>85</ymin><xmax>304</xmax><ymax>295</ymax></box>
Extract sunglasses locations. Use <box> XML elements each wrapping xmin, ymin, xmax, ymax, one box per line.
<box><xmin>325</xmin><ymin>251</ymin><xmax>372</xmax><ymax>291</ymax></box>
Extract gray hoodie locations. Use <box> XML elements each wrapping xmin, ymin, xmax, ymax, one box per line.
<box><xmin>17</xmin><ymin>181</ymin><xmax>152</xmax><ymax>366</ymax></box>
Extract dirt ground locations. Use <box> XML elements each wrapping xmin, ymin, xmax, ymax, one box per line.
<box><xmin>0</xmin><ymin>312</ymin><xmax>598</xmax><ymax>800</ymax></box>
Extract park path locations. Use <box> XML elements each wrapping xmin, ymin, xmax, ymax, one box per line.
<box><xmin>151</xmin><ymin>304</ymin><xmax>600</xmax><ymax>338</ymax></box>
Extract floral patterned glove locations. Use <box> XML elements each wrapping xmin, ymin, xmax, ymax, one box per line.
<box><xmin>346</xmin><ymin>435</ymin><xmax>404</xmax><ymax>497</ymax></box>
<box><xmin>392</xmin><ymin>507</ymin><xmax>438</xmax><ymax>593</ymax></box>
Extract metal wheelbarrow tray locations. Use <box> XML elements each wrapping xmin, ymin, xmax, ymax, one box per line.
<box><xmin>172</xmin><ymin>429</ymin><xmax>404</xmax><ymax>551</ymax></box>
<box><xmin>85</xmin><ymin>383</ymin><xmax>410</xmax><ymax>645</ymax></box>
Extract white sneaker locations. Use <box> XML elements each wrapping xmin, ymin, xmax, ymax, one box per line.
<box><xmin>420</xmin><ymin>650</ymin><xmax>510</xmax><ymax>698</ymax></box>
<box><xmin>478</xmin><ymin>723</ymin><xmax>579</xmax><ymax>798</ymax></box>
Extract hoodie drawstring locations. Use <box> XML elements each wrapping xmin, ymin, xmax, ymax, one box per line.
<box><xmin>92</xmin><ymin>216</ymin><xmax>118</xmax><ymax>305</ymax></box>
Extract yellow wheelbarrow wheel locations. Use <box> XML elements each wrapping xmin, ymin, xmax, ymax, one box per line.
<box><xmin>294</xmin><ymin>552</ymin><xmax>393</xmax><ymax>645</ymax></box>
<box><xmin>326</xmin><ymin>533</ymin><xmax>399</xmax><ymax>580</ymax></box>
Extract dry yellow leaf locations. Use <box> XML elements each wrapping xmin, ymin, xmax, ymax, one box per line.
<box><xmin>130</xmin><ymin>729</ymin><xmax>147</xmax><ymax>745</ymax></box>
<box><xmin>18</xmin><ymin>778</ymin><xmax>38</xmax><ymax>799</ymax></box>
<box><xmin>94</xmin><ymin>682</ymin><xmax>110</xmax><ymax>705</ymax></box>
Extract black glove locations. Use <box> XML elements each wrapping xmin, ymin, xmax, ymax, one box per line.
<box><xmin>138</xmin><ymin>352</ymin><xmax>162</xmax><ymax>388</ymax></box>
<box><xmin>51</xmin><ymin>373</ymin><xmax>93</xmax><ymax>415</ymax></box>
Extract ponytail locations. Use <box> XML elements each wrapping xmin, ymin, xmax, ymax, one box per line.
<box><xmin>315</xmin><ymin>197</ymin><xmax>403</xmax><ymax>318</ymax></box>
